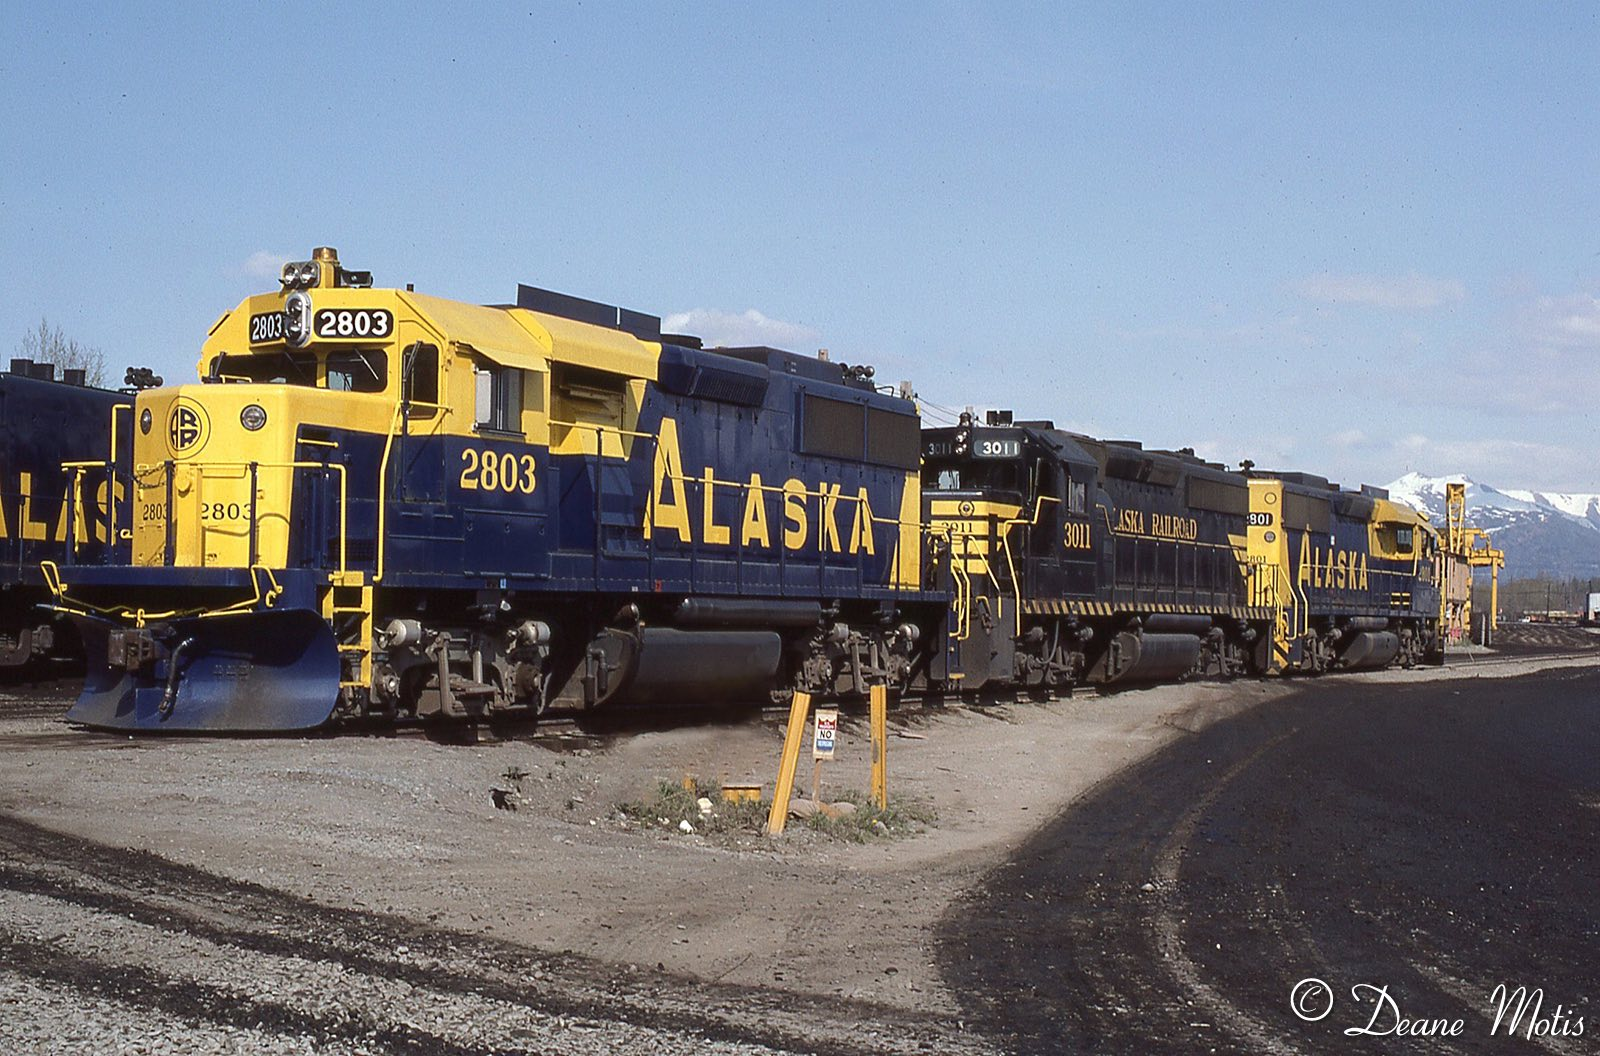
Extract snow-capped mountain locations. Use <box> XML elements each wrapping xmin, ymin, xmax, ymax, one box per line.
<box><xmin>1382</xmin><ymin>473</ymin><xmax>1600</xmax><ymax>578</ymax></box>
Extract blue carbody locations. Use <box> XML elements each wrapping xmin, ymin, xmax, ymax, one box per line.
<box><xmin>0</xmin><ymin>370</ymin><xmax>129</xmax><ymax>663</ymax></box>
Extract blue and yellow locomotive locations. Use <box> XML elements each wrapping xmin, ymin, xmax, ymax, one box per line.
<box><xmin>0</xmin><ymin>360</ymin><xmax>129</xmax><ymax>668</ymax></box>
<box><xmin>921</xmin><ymin>413</ymin><xmax>1275</xmax><ymax>692</ymax></box>
<box><xmin>1243</xmin><ymin>471</ymin><xmax>1442</xmax><ymax>670</ymax></box>
<box><xmin>918</xmin><ymin>410</ymin><xmax>1443</xmax><ymax>690</ymax></box>
<box><xmin>51</xmin><ymin>249</ymin><xmax>938</xmax><ymax>730</ymax></box>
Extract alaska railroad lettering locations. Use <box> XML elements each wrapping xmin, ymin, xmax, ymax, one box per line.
<box><xmin>1115</xmin><ymin>508</ymin><xmax>1200</xmax><ymax>541</ymax></box>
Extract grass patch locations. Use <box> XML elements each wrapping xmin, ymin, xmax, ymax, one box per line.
<box><xmin>616</xmin><ymin>779</ymin><xmax>770</xmax><ymax>836</ymax></box>
<box><xmin>616</xmin><ymin>780</ymin><xmax>938</xmax><ymax>843</ymax></box>
<box><xmin>802</xmin><ymin>788</ymin><xmax>938</xmax><ymax>843</ymax></box>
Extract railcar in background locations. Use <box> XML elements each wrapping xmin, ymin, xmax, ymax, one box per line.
<box><xmin>0</xmin><ymin>360</ymin><xmax>130</xmax><ymax>667</ymax></box>
<box><xmin>1243</xmin><ymin>473</ymin><xmax>1442</xmax><ymax>669</ymax></box>
<box><xmin>918</xmin><ymin>411</ymin><xmax>1444</xmax><ymax>691</ymax></box>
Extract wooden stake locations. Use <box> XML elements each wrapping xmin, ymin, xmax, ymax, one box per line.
<box><xmin>765</xmin><ymin>691</ymin><xmax>812</xmax><ymax>836</ymax></box>
<box><xmin>870</xmin><ymin>683</ymin><xmax>888</xmax><ymax>809</ymax></box>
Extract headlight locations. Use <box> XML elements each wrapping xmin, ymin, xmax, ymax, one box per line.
<box><xmin>296</xmin><ymin>261</ymin><xmax>319</xmax><ymax>287</ymax></box>
<box><xmin>139</xmin><ymin>408</ymin><xmax>153</xmax><ymax>434</ymax></box>
<box><xmin>240</xmin><ymin>404</ymin><xmax>267</xmax><ymax>431</ymax></box>
<box><xmin>284</xmin><ymin>291</ymin><xmax>312</xmax><ymax>347</ymax></box>
<box><xmin>280</xmin><ymin>262</ymin><xmax>298</xmax><ymax>287</ymax></box>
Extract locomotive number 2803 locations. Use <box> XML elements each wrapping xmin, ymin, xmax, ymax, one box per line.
<box><xmin>314</xmin><ymin>309</ymin><xmax>393</xmax><ymax>339</ymax></box>
<box><xmin>459</xmin><ymin>449</ymin><xmax>537</xmax><ymax>494</ymax></box>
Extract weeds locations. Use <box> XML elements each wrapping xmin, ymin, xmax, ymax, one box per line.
<box><xmin>615</xmin><ymin>780</ymin><xmax>936</xmax><ymax>843</ymax></box>
<box><xmin>802</xmin><ymin>788</ymin><xmax>938</xmax><ymax>843</ymax></box>
<box><xmin>616</xmin><ymin>780</ymin><xmax>769</xmax><ymax>836</ymax></box>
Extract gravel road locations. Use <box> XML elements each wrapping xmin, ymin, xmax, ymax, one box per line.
<box><xmin>0</xmin><ymin>812</ymin><xmax>993</xmax><ymax>1056</ymax></box>
<box><xmin>940</xmin><ymin>666</ymin><xmax>1600</xmax><ymax>1054</ymax></box>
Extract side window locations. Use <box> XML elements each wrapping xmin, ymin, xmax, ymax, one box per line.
<box><xmin>475</xmin><ymin>362</ymin><xmax>524</xmax><ymax>434</ymax></box>
<box><xmin>1068</xmin><ymin>479</ymin><xmax>1087</xmax><ymax>514</ymax></box>
<box><xmin>403</xmin><ymin>342</ymin><xmax>440</xmax><ymax>418</ymax></box>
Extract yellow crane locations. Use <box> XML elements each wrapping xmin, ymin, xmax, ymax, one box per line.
<box><xmin>1443</xmin><ymin>482</ymin><xmax>1505</xmax><ymax>637</ymax></box>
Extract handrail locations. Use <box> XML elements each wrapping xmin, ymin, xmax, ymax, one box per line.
<box><xmin>996</xmin><ymin>495</ymin><xmax>1063</xmax><ymax>635</ymax></box>
<box><xmin>41</xmin><ymin>559</ymin><xmax>283</xmax><ymax>626</ymax></box>
<box><xmin>373</xmin><ymin>397</ymin><xmax>405</xmax><ymax>583</ymax></box>
<box><xmin>133</xmin><ymin>459</ymin><xmax>350</xmax><ymax>577</ymax></box>
<box><xmin>60</xmin><ymin>460</ymin><xmax>109</xmax><ymax>558</ymax></box>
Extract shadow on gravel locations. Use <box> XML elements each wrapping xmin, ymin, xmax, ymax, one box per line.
<box><xmin>936</xmin><ymin>667</ymin><xmax>1600</xmax><ymax>1055</ymax></box>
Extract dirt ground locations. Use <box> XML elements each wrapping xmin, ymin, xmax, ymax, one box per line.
<box><xmin>3</xmin><ymin>641</ymin><xmax>1596</xmax><ymax>1027</ymax></box>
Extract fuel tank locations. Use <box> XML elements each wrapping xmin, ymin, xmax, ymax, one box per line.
<box><xmin>593</xmin><ymin>626</ymin><xmax>783</xmax><ymax>706</ymax></box>
<box><xmin>1087</xmin><ymin>630</ymin><xmax>1202</xmax><ymax>685</ymax></box>
<box><xmin>1337</xmin><ymin>631</ymin><xmax>1400</xmax><ymax>671</ymax></box>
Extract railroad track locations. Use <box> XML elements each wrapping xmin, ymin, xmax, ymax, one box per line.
<box><xmin>350</xmin><ymin>646</ymin><xmax>1600</xmax><ymax>747</ymax></box>
<box><xmin>6</xmin><ymin>648</ymin><xmax>1595</xmax><ymax>746</ymax></box>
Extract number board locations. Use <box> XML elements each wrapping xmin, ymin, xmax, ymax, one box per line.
<box><xmin>973</xmin><ymin>438</ymin><xmax>1021</xmax><ymax>459</ymax></box>
<box><xmin>249</xmin><ymin>311</ymin><xmax>285</xmax><ymax>345</ymax></box>
<box><xmin>314</xmin><ymin>308</ymin><xmax>393</xmax><ymax>340</ymax></box>
<box><xmin>812</xmin><ymin>709</ymin><xmax>838</xmax><ymax>760</ymax></box>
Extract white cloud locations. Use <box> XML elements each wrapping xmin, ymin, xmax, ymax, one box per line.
<box><xmin>239</xmin><ymin>250</ymin><xmax>293</xmax><ymax>280</ymax></box>
<box><xmin>661</xmin><ymin>308</ymin><xmax>820</xmax><ymax>350</ymax></box>
<box><xmin>1291</xmin><ymin>273</ymin><xmax>1465</xmax><ymax>310</ymax></box>
<box><xmin>1523</xmin><ymin>292</ymin><xmax>1600</xmax><ymax>347</ymax></box>
<box><xmin>1329</xmin><ymin>428</ymin><xmax>1368</xmax><ymax>449</ymax></box>
<box><xmin>1414</xmin><ymin>286</ymin><xmax>1600</xmax><ymax>416</ymax></box>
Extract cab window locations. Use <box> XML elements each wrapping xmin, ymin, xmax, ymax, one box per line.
<box><xmin>922</xmin><ymin>460</ymin><xmax>1024</xmax><ymax>494</ymax></box>
<box><xmin>475</xmin><ymin>362</ymin><xmax>524</xmax><ymax>434</ymax></box>
<box><xmin>403</xmin><ymin>342</ymin><xmax>440</xmax><ymax>417</ymax></box>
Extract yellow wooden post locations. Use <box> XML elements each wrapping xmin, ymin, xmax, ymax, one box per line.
<box><xmin>869</xmin><ymin>683</ymin><xmax>888</xmax><ymax>810</ymax></box>
<box><xmin>766</xmin><ymin>691</ymin><xmax>813</xmax><ymax>835</ymax></box>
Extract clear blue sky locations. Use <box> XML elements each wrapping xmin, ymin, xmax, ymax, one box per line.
<box><xmin>4</xmin><ymin>3</ymin><xmax>1597</xmax><ymax>491</ymax></box>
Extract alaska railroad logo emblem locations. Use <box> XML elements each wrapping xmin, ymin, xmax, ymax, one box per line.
<box><xmin>167</xmin><ymin>399</ymin><xmax>210</xmax><ymax>456</ymax></box>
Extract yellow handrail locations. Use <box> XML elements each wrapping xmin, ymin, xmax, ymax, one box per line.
<box><xmin>373</xmin><ymin>398</ymin><xmax>405</xmax><ymax>583</ymax></box>
<box><xmin>137</xmin><ymin>460</ymin><xmax>350</xmax><ymax>577</ymax></box>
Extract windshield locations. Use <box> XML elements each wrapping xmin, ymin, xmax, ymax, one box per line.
<box><xmin>327</xmin><ymin>349</ymin><xmax>386</xmax><ymax>392</ymax></box>
<box><xmin>923</xmin><ymin>459</ymin><xmax>1025</xmax><ymax>494</ymax></box>
<box><xmin>213</xmin><ymin>349</ymin><xmax>386</xmax><ymax>392</ymax></box>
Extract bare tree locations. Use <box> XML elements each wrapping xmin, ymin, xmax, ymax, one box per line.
<box><xmin>17</xmin><ymin>318</ymin><xmax>107</xmax><ymax>387</ymax></box>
